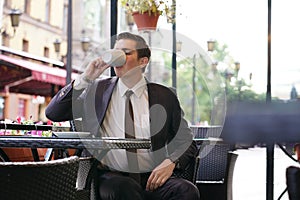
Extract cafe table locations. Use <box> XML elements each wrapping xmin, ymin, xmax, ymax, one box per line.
<box><xmin>0</xmin><ymin>136</ymin><xmax>151</xmax><ymax>149</ymax></box>
<box><xmin>0</xmin><ymin>136</ymin><xmax>151</xmax><ymax>161</ymax></box>
<box><xmin>0</xmin><ymin>123</ymin><xmax>151</xmax><ymax>162</ymax></box>
<box><xmin>0</xmin><ymin>122</ymin><xmax>222</xmax><ymax>162</ymax></box>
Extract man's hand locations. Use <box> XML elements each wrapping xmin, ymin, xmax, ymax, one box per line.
<box><xmin>83</xmin><ymin>57</ymin><xmax>110</xmax><ymax>80</ymax></box>
<box><xmin>146</xmin><ymin>159</ymin><xmax>175</xmax><ymax>191</ymax></box>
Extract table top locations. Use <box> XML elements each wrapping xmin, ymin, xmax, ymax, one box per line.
<box><xmin>0</xmin><ymin>136</ymin><xmax>151</xmax><ymax>149</ymax></box>
<box><xmin>193</xmin><ymin>137</ymin><xmax>223</xmax><ymax>144</ymax></box>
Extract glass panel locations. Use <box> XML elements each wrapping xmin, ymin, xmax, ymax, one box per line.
<box><xmin>272</xmin><ymin>0</ymin><xmax>300</xmax><ymax>100</ymax></box>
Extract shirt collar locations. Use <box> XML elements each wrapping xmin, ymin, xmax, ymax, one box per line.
<box><xmin>118</xmin><ymin>77</ymin><xmax>147</xmax><ymax>98</ymax></box>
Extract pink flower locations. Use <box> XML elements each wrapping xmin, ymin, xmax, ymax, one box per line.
<box><xmin>17</xmin><ymin>116</ymin><xmax>21</xmax><ymax>124</ymax></box>
<box><xmin>37</xmin><ymin>130</ymin><xmax>42</xmax><ymax>136</ymax></box>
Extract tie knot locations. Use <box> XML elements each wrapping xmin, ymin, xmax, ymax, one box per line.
<box><xmin>125</xmin><ymin>90</ymin><xmax>134</xmax><ymax>98</ymax></box>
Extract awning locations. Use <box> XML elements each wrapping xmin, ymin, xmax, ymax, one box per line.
<box><xmin>0</xmin><ymin>54</ymin><xmax>79</xmax><ymax>96</ymax></box>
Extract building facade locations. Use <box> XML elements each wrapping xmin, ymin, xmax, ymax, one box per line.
<box><xmin>0</xmin><ymin>0</ymin><xmax>112</xmax><ymax>122</ymax></box>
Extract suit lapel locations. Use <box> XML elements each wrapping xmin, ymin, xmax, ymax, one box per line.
<box><xmin>95</xmin><ymin>77</ymin><xmax>118</xmax><ymax>125</ymax></box>
<box><xmin>147</xmin><ymin>83</ymin><xmax>161</xmax><ymax>138</ymax></box>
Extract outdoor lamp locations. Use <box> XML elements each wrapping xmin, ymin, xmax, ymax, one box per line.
<box><xmin>176</xmin><ymin>41</ymin><xmax>182</xmax><ymax>52</ymax></box>
<box><xmin>53</xmin><ymin>39</ymin><xmax>61</xmax><ymax>53</ymax></box>
<box><xmin>1</xmin><ymin>9</ymin><xmax>22</xmax><ymax>38</ymax></box>
<box><xmin>212</xmin><ymin>62</ymin><xmax>218</xmax><ymax>73</ymax></box>
<box><xmin>207</xmin><ymin>39</ymin><xmax>216</xmax><ymax>52</ymax></box>
<box><xmin>224</xmin><ymin>68</ymin><xmax>234</xmax><ymax>80</ymax></box>
<box><xmin>235</xmin><ymin>61</ymin><xmax>240</xmax><ymax>73</ymax></box>
<box><xmin>10</xmin><ymin>9</ymin><xmax>22</xmax><ymax>28</ymax></box>
<box><xmin>81</xmin><ymin>36</ymin><xmax>90</xmax><ymax>53</ymax></box>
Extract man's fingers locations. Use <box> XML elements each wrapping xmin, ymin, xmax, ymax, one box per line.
<box><xmin>146</xmin><ymin>173</ymin><xmax>168</xmax><ymax>191</ymax></box>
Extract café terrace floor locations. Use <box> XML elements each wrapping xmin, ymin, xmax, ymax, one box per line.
<box><xmin>232</xmin><ymin>145</ymin><xmax>300</xmax><ymax>200</ymax></box>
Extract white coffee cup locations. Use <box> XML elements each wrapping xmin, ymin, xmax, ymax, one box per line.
<box><xmin>102</xmin><ymin>49</ymin><xmax>126</xmax><ymax>67</ymax></box>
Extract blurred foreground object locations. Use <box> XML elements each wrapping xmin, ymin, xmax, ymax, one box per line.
<box><xmin>222</xmin><ymin>101</ymin><xmax>300</xmax><ymax>143</ymax></box>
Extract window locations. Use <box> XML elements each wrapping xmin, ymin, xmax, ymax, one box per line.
<box><xmin>4</xmin><ymin>0</ymin><xmax>12</xmax><ymax>7</ymax></box>
<box><xmin>63</xmin><ymin>4</ymin><xmax>68</xmax><ymax>34</ymax></box>
<box><xmin>45</xmin><ymin>0</ymin><xmax>51</xmax><ymax>23</ymax></box>
<box><xmin>22</xmin><ymin>39</ymin><xmax>29</xmax><ymax>52</ymax></box>
<box><xmin>44</xmin><ymin>47</ymin><xmax>49</xmax><ymax>58</ymax></box>
<box><xmin>24</xmin><ymin>0</ymin><xmax>31</xmax><ymax>15</ymax></box>
<box><xmin>18</xmin><ymin>99</ymin><xmax>26</xmax><ymax>118</ymax></box>
<box><xmin>1</xmin><ymin>36</ymin><xmax>9</xmax><ymax>47</ymax></box>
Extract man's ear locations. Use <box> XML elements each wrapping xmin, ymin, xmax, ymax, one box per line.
<box><xmin>139</xmin><ymin>57</ymin><xmax>149</xmax><ymax>65</ymax></box>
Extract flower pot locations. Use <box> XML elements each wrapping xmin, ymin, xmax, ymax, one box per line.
<box><xmin>2</xmin><ymin>148</ymin><xmax>49</xmax><ymax>161</ymax></box>
<box><xmin>132</xmin><ymin>11</ymin><xmax>160</xmax><ymax>31</ymax></box>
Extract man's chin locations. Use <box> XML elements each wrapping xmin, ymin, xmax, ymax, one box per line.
<box><xmin>114</xmin><ymin>66</ymin><xmax>142</xmax><ymax>78</ymax></box>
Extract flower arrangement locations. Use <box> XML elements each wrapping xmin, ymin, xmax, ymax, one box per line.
<box><xmin>0</xmin><ymin>116</ymin><xmax>64</xmax><ymax>137</ymax></box>
<box><xmin>120</xmin><ymin>0</ymin><xmax>174</xmax><ymax>22</ymax></box>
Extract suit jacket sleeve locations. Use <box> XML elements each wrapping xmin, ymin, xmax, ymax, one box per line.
<box><xmin>168</xmin><ymin>92</ymin><xmax>198</xmax><ymax>169</ymax></box>
<box><xmin>149</xmin><ymin>84</ymin><xmax>198</xmax><ymax>169</ymax></box>
<box><xmin>45</xmin><ymin>81</ymin><xmax>85</xmax><ymax>122</ymax></box>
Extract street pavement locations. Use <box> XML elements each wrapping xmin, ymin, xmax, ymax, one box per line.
<box><xmin>232</xmin><ymin>145</ymin><xmax>300</xmax><ymax>200</ymax></box>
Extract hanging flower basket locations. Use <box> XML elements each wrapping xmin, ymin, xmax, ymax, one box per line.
<box><xmin>132</xmin><ymin>11</ymin><xmax>160</xmax><ymax>31</ymax></box>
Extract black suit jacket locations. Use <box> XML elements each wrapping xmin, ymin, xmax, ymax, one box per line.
<box><xmin>46</xmin><ymin>77</ymin><xmax>197</xmax><ymax>168</ymax></box>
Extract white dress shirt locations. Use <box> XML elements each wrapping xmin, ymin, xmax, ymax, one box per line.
<box><xmin>100</xmin><ymin>77</ymin><xmax>155</xmax><ymax>172</ymax></box>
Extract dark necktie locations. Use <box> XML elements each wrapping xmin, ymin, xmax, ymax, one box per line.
<box><xmin>124</xmin><ymin>90</ymin><xmax>141</xmax><ymax>184</ymax></box>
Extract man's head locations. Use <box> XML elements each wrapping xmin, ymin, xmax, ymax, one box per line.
<box><xmin>113</xmin><ymin>32</ymin><xmax>151</xmax><ymax>78</ymax></box>
<box><xmin>116</xmin><ymin>32</ymin><xmax>151</xmax><ymax>60</ymax></box>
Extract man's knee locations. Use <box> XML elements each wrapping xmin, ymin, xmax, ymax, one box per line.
<box><xmin>184</xmin><ymin>182</ymin><xmax>200</xmax><ymax>200</ymax></box>
<box><xmin>99</xmin><ymin>176</ymin><xmax>143</xmax><ymax>200</ymax></box>
<box><xmin>169</xmin><ymin>178</ymin><xmax>200</xmax><ymax>200</ymax></box>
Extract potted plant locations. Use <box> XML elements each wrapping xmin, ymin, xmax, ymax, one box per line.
<box><xmin>120</xmin><ymin>0</ymin><xmax>173</xmax><ymax>31</ymax></box>
<box><xmin>0</xmin><ymin>117</ymin><xmax>53</xmax><ymax>161</ymax></box>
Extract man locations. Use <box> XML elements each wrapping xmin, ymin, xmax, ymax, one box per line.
<box><xmin>46</xmin><ymin>32</ymin><xmax>200</xmax><ymax>200</ymax></box>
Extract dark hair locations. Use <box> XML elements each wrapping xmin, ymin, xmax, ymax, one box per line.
<box><xmin>117</xmin><ymin>32</ymin><xmax>151</xmax><ymax>60</ymax></box>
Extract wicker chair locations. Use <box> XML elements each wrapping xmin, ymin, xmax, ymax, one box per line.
<box><xmin>76</xmin><ymin>157</ymin><xmax>99</xmax><ymax>200</ymax></box>
<box><xmin>0</xmin><ymin>156</ymin><xmax>79</xmax><ymax>200</ymax></box>
<box><xmin>173</xmin><ymin>155</ymin><xmax>200</xmax><ymax>184</ymax></box>
<box><xmin>197</xmin><ymin>148</ymin><xmax>238</xmax><ymax>200</ymax></box>
<box><xmin>286</xmin><ymin>166</ymin><xmax>300</xmax><ymax>200</ymax></box>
